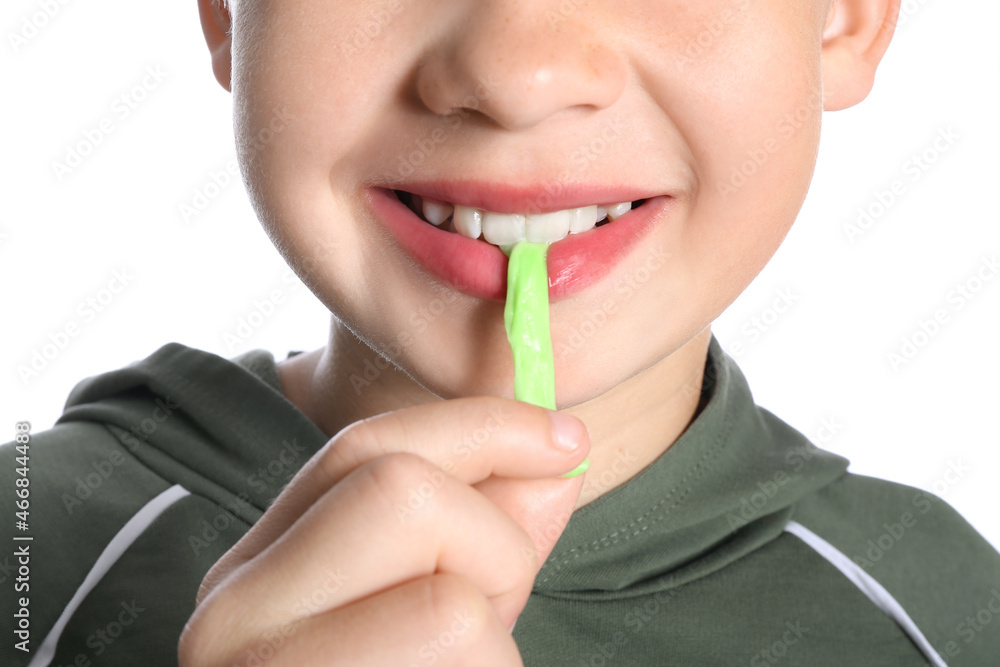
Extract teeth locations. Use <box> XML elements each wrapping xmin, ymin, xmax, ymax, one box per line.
<box><xmin>606</xmin><ymin>202</ymin><xmax>631</xmax><ymax>220</ymax></box>
<box><xmin>568</xmin><ymin>205</ymin><xmax>599</xmax><ymax>234</ymax></box>
<box><xmin>422</xmin><ymin>197</ymin><xmax>453</xmax><ymax>226</ymax></box>
<box><xmin>408</xmin><ymin>193</ymin><xmax>637</xmax><ymax>246</ymax></box>
<box><xmin>453</xmin><ymin>205</ymin><xmax>483</xmax><ymax>239</ymax></box>
<box><xmin>525</xmin><ymin>210</ymin><xmax>571</xmax><ymax>243</ymax></box>
<box><xmin>482</xmin><ymin>212</ymin><xmax>526</xmax><ymax>245</ymax></box>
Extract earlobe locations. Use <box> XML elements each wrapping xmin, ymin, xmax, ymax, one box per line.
<box><xmin>821</xmin><ymin>0</ymin><xmax>901</xmax><ymax>111</ymax></box>
<box><xmin>198</xmin><ymin>0</ymin><xmax>233</xmax><ymax>92</ymax></box>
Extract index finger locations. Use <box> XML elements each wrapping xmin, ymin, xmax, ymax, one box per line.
<box><xmin>323</xmin><ymin>396</ymin><xmax>589</xmax><ymax>485</ymax></box>
<box><xmin>200</xmin><ymin>396</ymin><xmax>588</xmax><ymax>595</ymax></box>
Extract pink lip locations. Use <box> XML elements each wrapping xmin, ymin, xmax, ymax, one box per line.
<box><xmin>366</xmin><ymin>186</ymin><xmax>672</xmax><ymax>302</ymax></box>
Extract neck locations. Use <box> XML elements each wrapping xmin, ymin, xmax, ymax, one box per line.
<box><xmin>278</xmin><ymin>319</ymin><xmax>712</xmax><ymax>510</ymax></box>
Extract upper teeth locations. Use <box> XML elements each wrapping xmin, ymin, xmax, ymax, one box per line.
<box><xmin>417</xmin><ymin>196</ymin><xmax>634</xmax><ymax>245</ymax></box>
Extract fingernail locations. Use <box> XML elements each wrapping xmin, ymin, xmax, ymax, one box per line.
<box><xmin>509</xmin><ymin>619</ymin><xmax>518</xmax><ymax>633</ymax></box>
<box><xmin>548</xmin><ymin>410</ymin><xmax>585</xmax><ymax>452</ymax></box>
<box><xmin>561</xmin><ymin>457</ymin><xmax>590</xmax><ymax>479</ymax></box>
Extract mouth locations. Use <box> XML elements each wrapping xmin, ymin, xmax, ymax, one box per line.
<box><xmin>392</xmin><ymin>189</ymin><xmax>649</xmax><ymax>252</ymax></box>
<box><xmin>367</xmin><ymin>183</ymin><xmax>672</xmax><ymax>302</ymax></box>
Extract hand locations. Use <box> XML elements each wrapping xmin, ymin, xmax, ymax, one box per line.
<box><xmin>178</xmin><ymin>396</ymin><xmax>590</xmax><ymax>666</ymax></box>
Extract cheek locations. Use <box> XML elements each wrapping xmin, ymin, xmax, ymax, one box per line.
<box><xmin>661</xmin><ymin>5</ymin><xmax>824</xmax><ymax>286</ymax></box>
<box><xmin>229</xmin><ymin>2</ymin><xmax>413</xmax><ymax>307</ymax></box>
<box><xmin>676</xmin><ymin>12</ymin><xmax>823</xmax><ymax>194</ymax></box>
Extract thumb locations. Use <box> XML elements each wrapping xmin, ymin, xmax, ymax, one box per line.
<box><xmin>474</xmin><ymin>475</ymin><xmax>583</xmax><ymax>571</ymax></box>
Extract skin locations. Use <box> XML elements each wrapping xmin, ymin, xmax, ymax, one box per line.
<box><xmin>182</xmin><ymin>0</ymin><xmax>900</xmax><ymax>664</ymax></box>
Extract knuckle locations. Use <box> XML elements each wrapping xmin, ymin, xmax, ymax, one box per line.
<box><xmin>179</xmin><ymin>584</ymin><xmax>260</xmax><ymax>666</ymax></box>
<box><xmin>177</xmin><ymin>608</ymin><xmax>223</xmax><ymax>667</ymax></box>
<box><xmin>453</xmin><ymin>398</ymin><xmax>517</xmax><ymax>454</ymax></box>
<box><xmin>419</xmin><ymin>573</ymin><xmax>494</xmax><ymax>646</ymax></box>
<box><xmin>323</xmin><ymin>418</ymin><xmax>391</xmax><ymax>473</ymax></box>
<box><xmin>359</xmin><ymin>452</ymin><xmax>443</xmax><ymax>510</ymax></box>
<box><xmin>195</xmin><ymin>557</ymin><xmax>237</xmax><ymax>606</ymax></box>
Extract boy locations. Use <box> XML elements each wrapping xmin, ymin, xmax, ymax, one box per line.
<box><xmin>3</xmin><ymin>0</ymin><xmax>998</xmax><ymax>665</ymax></box>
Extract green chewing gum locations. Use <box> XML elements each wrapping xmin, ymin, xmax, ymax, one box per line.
<box><xmin>503</xmin><ymin>242</ymin><xmax>589</xmax><ymax>479</ymax></box>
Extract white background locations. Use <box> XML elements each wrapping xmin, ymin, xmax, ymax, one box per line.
<box><xmin>2</xmin><ymin>1</ymin><xmax>998</xmax><ymax>549</ymax></box>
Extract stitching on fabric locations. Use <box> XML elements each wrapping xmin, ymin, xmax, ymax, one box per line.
<box><xmin>537</xmin><ymin>400</ymin><xmax>735</xmax><ymax>585</ymax></box>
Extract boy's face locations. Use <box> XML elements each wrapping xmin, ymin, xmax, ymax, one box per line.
<box><xmin>221</xmin><ymin>0</ymin><xmax>833</xmax><ymax>405</ymax></box>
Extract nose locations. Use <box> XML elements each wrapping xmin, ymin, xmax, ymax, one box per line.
<box><xmin>415</xmin><ymin>3</ymin><xmax>628</xmax><ymax>131</ymax></box>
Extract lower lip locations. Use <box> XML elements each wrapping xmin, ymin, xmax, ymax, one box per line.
<box><xmin>366</xmin><ymin>187</ymin><xmax>672</xmax><ymax>301</ymax></box>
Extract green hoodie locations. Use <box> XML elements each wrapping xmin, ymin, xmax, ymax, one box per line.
<box><xmin>2</xmin><ymin>335</ymin><xmax>998</xmax><ymax>666</ymax></box>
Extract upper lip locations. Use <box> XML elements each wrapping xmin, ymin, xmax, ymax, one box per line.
<box><xmin>384</xmin><ymin>180</ymin><xmax>666</xmax><ymax>215</ymax></box>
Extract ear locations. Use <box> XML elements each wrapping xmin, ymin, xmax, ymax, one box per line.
<box><xmin>821</xmin><ymin>0</ymin><xmax>901</xmax><ymax>110</ymax></box>
<box><xmin>198</xmin><ymin>0</ymin><xmax>233</xmax><ymax>92</ymax></box>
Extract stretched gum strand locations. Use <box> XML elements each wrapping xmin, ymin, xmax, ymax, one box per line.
<box><xmin>503</xmin><ymin>242</ymin><xmax>590</xmax><ymax>479</ymax></box>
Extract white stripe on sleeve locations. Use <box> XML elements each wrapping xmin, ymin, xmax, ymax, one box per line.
<box><xmin>784</xmin><ymin>520</ymin><xmax>947</xmax><ymax>667</ymax></box>
<box><xmin>28</xmin><ymin>484</ymin><xmax>191</xmax><ymax>667</ymax></box>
